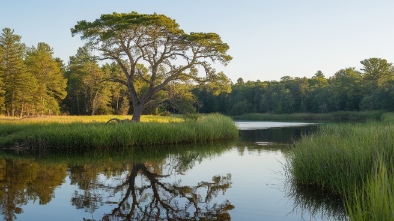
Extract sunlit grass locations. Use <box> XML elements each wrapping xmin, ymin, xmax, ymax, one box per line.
<box><xmin>0</xmin><ymin>114</ymin><xmax>184</xmax><ymax>123</ymax></box>
<box><xmin>0</xmin><ymin>114</ymin><xmax>238</xmax><ymax>150</ymax></box>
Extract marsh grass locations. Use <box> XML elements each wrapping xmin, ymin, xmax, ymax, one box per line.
<box><xmin>345</xmin><ymin>161</ymin><xmax>394</xmax><ymax>220</ymax></box>
<box><xmin>287</xmin><ymin>120</ymin><xmax>394</xmax><ymax>194</ymax></box>
<box><xmin>286</xmin><ymin>112</ymin><xmax>394</xmax><ymax>219</ymax></box>
<box><xmin>233</xmin><ymin>111</ymin><xmax>384</xmax><ymax>122</ymax></box>
<box><xmin>0</xmin><ymin>114</ymin><xmax>238</xmax><ymax>150</ymax></box>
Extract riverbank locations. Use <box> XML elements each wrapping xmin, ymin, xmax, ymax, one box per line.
<box><xmin>0</xmin><ymin>113</ymin><xmax>238</xmax><ymax>150</ymax></box>
<box><xmin>233</xmin><ymin>111</ymin><xmax>385</xmax><ymax>122</ymax></box>
<box><xmin>286</xmin><ymin>112</ymin><xmax>394</xmax><ymax>219</ymax></box>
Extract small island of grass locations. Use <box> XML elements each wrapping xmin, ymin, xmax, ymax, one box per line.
<box><xmin>0</xmin><ymin>113</ymin><xmax>238</xmax><ymax>151</ymax></box>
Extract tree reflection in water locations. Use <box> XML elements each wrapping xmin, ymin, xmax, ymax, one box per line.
<box><xmin>0</xmin><ymin>158</ymin><xmax>67</xmax><ymax>221</ymax></box>
<box><xmin>0</xmin><ymin>141</ymin><xmax>235</xmax><ymax>221</ymax></box>
<box><xmin>70</xmin><ymin>145</ymin><xmax>234</xmax><ymax>221</ymax></box>
<box><xmin>99</xmin><ymin>162</ymin><xmax>233</xmax><ymax>221</ymax></box>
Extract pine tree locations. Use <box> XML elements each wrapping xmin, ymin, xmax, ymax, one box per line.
<box><xmin>25</xmin><ymin>42</ymin><xmax>67</xmax><ymax>115</ymax></box>
<box><xmin>65</xmin><ymin>46</ymin><xmax>112</xmax><ymax>115</ymax></box>
<box><xmin>0</xmin><ymin>28</ymin><xmax>37</xmax><ymax>116</ymax></box>
<box><xmin>0</xmin><ymin>44</ymin><xmax>5</xmax><ymax>112</ymax></box>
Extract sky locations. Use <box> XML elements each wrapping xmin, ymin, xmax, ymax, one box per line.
<box><xmin>2</xmin><ymin>0</ymin><xmax>394</xmax><ymax>83</ymax></box>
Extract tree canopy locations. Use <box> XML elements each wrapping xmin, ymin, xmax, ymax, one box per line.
<box><xmin>1</xmin><ymin>23</ymin><xmax>394</xmax><ymax>118</ymax></box>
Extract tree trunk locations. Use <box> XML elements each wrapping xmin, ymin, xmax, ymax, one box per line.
<box><xmin>131</xmin><ymin>103</ymin><xmax>144</xmax><ymax>122</ymax></box>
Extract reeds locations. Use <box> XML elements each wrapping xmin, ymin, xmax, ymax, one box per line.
<box><xmin>287</xmin><ymin>120</ymin><xmax>394</xmax><ymax>193</ymax></box>
<box><xmin>345</xmin><ymin>161</ymin><xmax>394</xmax><ymax>220</ymax></box>
<box><xmin>0</xmin><ymin>114</ymin><xmax>238</xmax><ymax>150</ymax></box>
<box><xmin>286</xmin><ymin>112</ymin><xmax>394</xmax><ymax>218</ymax></box>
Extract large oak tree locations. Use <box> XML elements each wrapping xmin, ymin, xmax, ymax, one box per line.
<box><xmin>71</xmin><ymin>12</ymin><xmax>232</xmax><ymax>121</ymax></box>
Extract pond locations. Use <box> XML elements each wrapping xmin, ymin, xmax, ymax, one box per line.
<box><xmin>0</xmin><ymin>121</ymin><xmax>347</xmax><ymax>221</ymax></box>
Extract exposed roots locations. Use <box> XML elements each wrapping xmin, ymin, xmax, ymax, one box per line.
<box><xmin>106</xmin><ymin>118</ymin><xmax>133</xmax><ymax>124</ymax></box>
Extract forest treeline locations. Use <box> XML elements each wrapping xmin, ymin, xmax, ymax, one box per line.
<box><xmin>1</xmin><ymin>27</ymin><xmax>394</xmax><ymax>117</ymax></box>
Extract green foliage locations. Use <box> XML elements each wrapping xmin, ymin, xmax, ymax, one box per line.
<box><xmin>361</xmin><ymin>58</ymin><xmax>392</xmax><ymax>86</ymax></box>
<box><xmin>0</xmin><ymin>28</ymin><xmax>69</xmax><ymax>117</ymax></box>
<box><xmin>25</xmin><ymin>42</ymin><xmax>67</xmax><ymax>115</ymax></box>
<box><xmin>193</xmin><ymin>58</ymin><xmax>394</xmax><ymax>116</ymax></box>
<box><xmin>167</xmin><ymin>82</ymin><xmax>196</xmax><ymax>115</ymax></box>
<box><xmin>0</xmin><ymin>45</ymin><xmax>4</xmax><ymax>111</ymax></box>
<box><xmin>2</xmin><ymin>23</ymin><xmax>394</xmax><ymax>118</ymax></box>
<box><xmin>0</xmin><ymin>28</ymin><xmax>37</xmax><ymax>116</ymax></box>
<box><xmin>64</xmin><ymin>46</ymin><xmax>113</xmax><ymax>115</ymax></box>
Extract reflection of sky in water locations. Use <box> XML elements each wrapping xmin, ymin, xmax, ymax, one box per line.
<box><xmin>236</xmin><ymin>121</ymin><xmax>316</xmax><ymax>130</ymax></box>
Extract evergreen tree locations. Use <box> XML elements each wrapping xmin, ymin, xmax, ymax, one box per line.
<box><xmin>0</xmin><ymin>28</ymin><xmax>37</xmax><ymax>116</ymax></box>
<box><xmin>65</xmin><ymin>46</ymin><xmax>112</xmax><ymax>115</ymax></box>
<box><xmin>0</xmin><ymin>44</ymin><xmax>5</xmax><ymax>112</ymax></box>
<box><xmin>101</xmin><ymin>63</ymin><xmax>130</xmax><ymax>114</ymax></box>
<box><xmin>25</xmin><ymin>42</ymin><xmax>67</xmax><ymax>115</ymax></box>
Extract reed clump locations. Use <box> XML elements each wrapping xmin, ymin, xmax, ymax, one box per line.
<box><xmin>0</xmin><ymin>113</ymin><xmax>238</xmax><ymax>150</ymax></box>
<box><xmin>286</xmin><ymin>112</ymin><xmax>394</xmax><ymax>218</ymax></box>
<box><xmin>287</xmin><ymin>119</ymin><xmax>394</xmax><ymax>193</ymax></box>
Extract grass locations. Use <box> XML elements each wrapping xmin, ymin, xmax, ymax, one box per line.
<box><xmin>287</xmin><ymin>120</ymin><xmax>394</xmax><ymax>193</ymax></box>
<box><xmin>0</xmin><ymin>113</ymin><xmax>238</xmax><ymax>150</ymax></box>
<box><xmin>285</xmin><ymin>112</ymin><xmax>394</xmax><ymax>219</ymax></box>
<box><xmin>345</xmin><ymin>161</ymin><xmax>394</xmax><ymax>220</ymax></box>
<box><xmin>0</xmin><ymin>114</ymin><xmax>184</xmax><ymax>123</ymax></box>
<box><xmin>233</xmin><ymin>111</ymin><xmax>385</xmax><ymax>122</ymax></box>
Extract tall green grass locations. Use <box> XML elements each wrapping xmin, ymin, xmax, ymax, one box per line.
<box><xmin>233</xmin><ymin>111</ymin><xmax>384</xmax><ymax>122</ymax></box>
<box><xmin>286</xmin><ymin>112</ymin><xmax>394</xmax><ymax>219</ymax></box>
<box><xmin>0</xmin><ymin>113</ymin><xmax>238</xmax><ymax>150</ymax></box>
<box><xmin>287</xmin><ymin>120</ymin><xmax>394</xmax><ymax>194</ymax></box>
<box><xmin>345</xmin><ymin>161</ymin><xmax>394</xmax><ymax>220</ymax></box>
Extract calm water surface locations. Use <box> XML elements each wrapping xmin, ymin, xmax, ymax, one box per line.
<box><xmin>0</xmin><ymin>122</ymin><xmax>347</xmax><ymax>221</ymax></box>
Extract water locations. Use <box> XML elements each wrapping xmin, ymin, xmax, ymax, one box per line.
<box><xmin>0</xmin><ymin>122</ymin><xmax>346</xmax><ymax>221</ymax></box>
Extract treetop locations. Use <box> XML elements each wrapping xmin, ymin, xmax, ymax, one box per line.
<box><xmin>71</xmin><ymin>11</ymin><xmax>184</xmax><ymax>40</ymax></box>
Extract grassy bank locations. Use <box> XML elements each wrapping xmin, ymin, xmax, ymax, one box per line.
<box><xmin>0</xmin><ymin>113</ymin><xmax>238</xmax><ymax>150</ymax></box>
<box><xmin>286</xmin><ymin>112</ymin><xmax>394</xmax><ymax>218</ymax></box>
<box><xmin>233</xmin><ymin>111</ymin><xmax>385</xmax><ymax>122</ymax></box>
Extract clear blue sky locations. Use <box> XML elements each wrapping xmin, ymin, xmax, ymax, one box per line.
<box><xmin>2</xmin><ymin>0</ymin><xmax>394</xmax><ymax>82</ymax></box>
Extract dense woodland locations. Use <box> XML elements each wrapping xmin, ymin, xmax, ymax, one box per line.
<box><xmin>1</xmin><ymin>27</ymin><xmax>394</xmax><ymax>117</ymax></box>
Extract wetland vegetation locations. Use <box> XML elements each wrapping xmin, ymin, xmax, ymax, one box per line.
<box><xmin>0</xmin><ymin>113</ymin><xmax>238</xmax><ymax>150</ymax></box>
<box><xmin>286</xmin><ymin>112</ymin><xmax>394</xmax><ymax>219</ymax></box>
